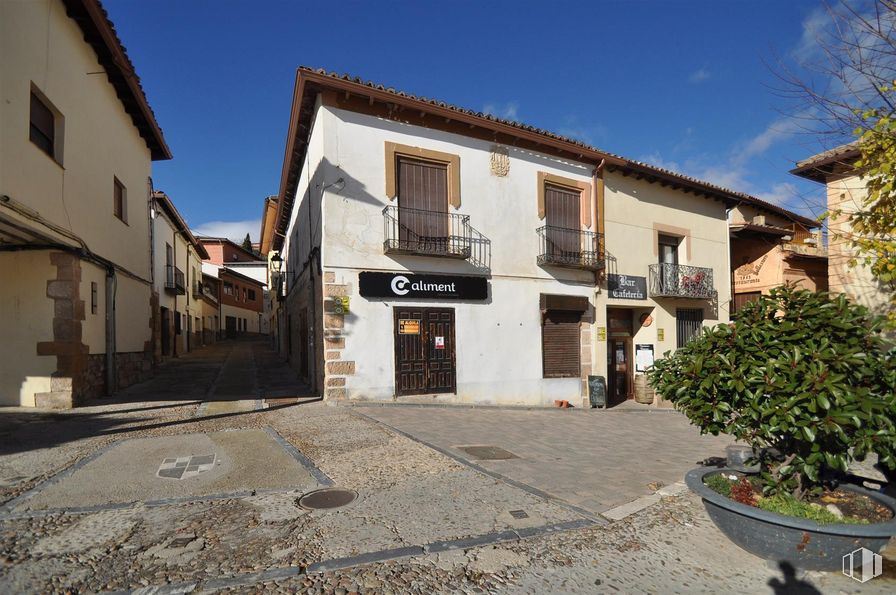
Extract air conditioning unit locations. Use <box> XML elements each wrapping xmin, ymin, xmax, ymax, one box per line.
<box><xmin>752</xmin><ymin>215</ymin><xmax>766</xmax><ymax>226</ymax></box>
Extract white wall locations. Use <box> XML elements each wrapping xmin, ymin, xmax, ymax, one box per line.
<box><xmin>282</xmin><ymin>103</ymin><xmax>730</xmax><ymax>406</ymax></box>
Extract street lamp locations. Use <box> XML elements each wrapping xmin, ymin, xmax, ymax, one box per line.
<box><xmin>270</xmin><ymin>253</ymin><xmax>283</xmax><ymax>273</ymax></box>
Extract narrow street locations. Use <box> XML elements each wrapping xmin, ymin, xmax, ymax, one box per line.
<box><xmin>0</xmin><ymin>338</ymin><xmax>890</xmax><ymax>594</ymax></box>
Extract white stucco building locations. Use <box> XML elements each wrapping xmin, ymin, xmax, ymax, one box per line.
<box><xmin>261</xmin><ymin>69</ymin><xmax>767</xmax><ymax>407</ymax></box>
<box><xmin>0</xmin><ymin>0</ymin><xmax>170</xmax><ymax>407</ymax></box>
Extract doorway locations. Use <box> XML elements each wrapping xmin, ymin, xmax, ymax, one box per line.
<box><xmin>160</xmin><ymin>307</ymin><xmax>171</xmax><ymax>357</ymax></box>
<box><xmin>606</xmin><ymin>308</ymin><xmax>633</xmax><ymax>405</ymax></box>
<box><xmin>225</xmin><ymin>315</ymin><xmax>237</xmax><ymax>339</ymax></box>
<box><xmin>394</xmin><ymin>307</ymin><xmax>456</xmax><ymax>396</ymax></box>
<box><xmin>298</xmin><ymin>308</ymin><xmax>309</xmax><ymax>381</ymax></box>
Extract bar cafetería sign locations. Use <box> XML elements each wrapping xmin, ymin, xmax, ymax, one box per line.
<box><xmin>359</xmin><ymin>272</ymin><xmax>488</xmax><ymax>300</ymax></box>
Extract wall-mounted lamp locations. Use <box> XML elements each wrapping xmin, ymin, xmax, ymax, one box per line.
<box><xmin>270</xmin><ymin>253</ymin><xmax>283</xmax><ymax>273</ymax></box>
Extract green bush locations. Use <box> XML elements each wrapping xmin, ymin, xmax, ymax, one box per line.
<box><xmin>647</xmin><ymin>286</ymin><xmax>896</xmax><ymax>500</ymax></box>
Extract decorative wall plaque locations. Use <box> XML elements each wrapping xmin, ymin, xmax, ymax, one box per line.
<box><xmin>490</xmin><ymin>145</ymin><xmax>510</xmax><ymax>176</ymax></box>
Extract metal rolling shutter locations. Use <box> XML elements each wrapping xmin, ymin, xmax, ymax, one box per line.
<box><xmin>542</xmin><ymin>310</ymin><xmax>581</xmax><ymax>378</ymax></box>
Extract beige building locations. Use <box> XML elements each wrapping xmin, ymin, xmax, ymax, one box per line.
<box><xmin>0</xmin><ymin>0</ymin><xmax>171</xmax><ymax>407</ymax></box>
<box><xmin>791</xmin><ymin>143</ymin><xmax>891</xmax><ymax>319</ymax></box>
<box><xmin>150</xmin><ymin>192</ymin><xmax>210</xmax><ymax>361</ymax></box>
<box><xmin>260</xmin><ymin>69</ymin><xmax>795</xmax><ymax>408</ymax></box>
<box><xmin>729</xmin><ymin>200</ymin><xmax>827</xmax><ymax>313</ymax></box>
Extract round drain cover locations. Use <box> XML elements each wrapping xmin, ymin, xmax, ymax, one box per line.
<box><xmin>298</xmin><ymin>488</ymin><xmax>357</xmax><ymax>510</ymax></box>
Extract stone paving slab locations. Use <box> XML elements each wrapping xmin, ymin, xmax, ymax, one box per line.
<box><xmin>17</xmin><ymin>429</ymin><xmax>320</xmax><ymax>511</ymax></box>
<box><xmin>357</xmin><ymin>405</ymin><xmax>733</xmax><ymax>514</ymax></box>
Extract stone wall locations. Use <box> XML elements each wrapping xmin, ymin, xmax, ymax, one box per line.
<box><xmin>117</xmin><ymin>351</ymin><xmax>152</xmax><ymax>389</ymax></box>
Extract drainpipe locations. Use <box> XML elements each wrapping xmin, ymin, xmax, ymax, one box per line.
<box><xmin>105</xmin><ymin>266</ymin><xmax>117</xmax><ymax>395</ymax></box>
<box><xmin>592</xmin><ymin>159</ymin><xmax>605</xmax><ymax>287</ymax></box>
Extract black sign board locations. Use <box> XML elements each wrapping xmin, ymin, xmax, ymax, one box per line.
<box><xmin>608</xmin><ymin>274</ymin><xmax>647</xmax><ymax>300</ymax></box>
<box><xmin>588</xmin><ymin>375</ymin><xmax>607</xmax><ymax>408</ymax></box>
<box><xmin>359</xmin><ymin>272</ymin><xmax>488</xmax><ymax>300</ymax></box>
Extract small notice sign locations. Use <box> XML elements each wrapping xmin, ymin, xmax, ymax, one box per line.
<box><xmin>657</xmin><ymin>328</ymin><xmax>665</xmax><ymax>341</ymax></box>
<box><xmin>434</xmin><ymin>336</ymin><xmax>445</xmax><ymax>349</ymax></box>
<box><xmin>399</xmin><ymin>319</ymin><xmax>420</xmax><ymax>335</ymax></box>
<box><xmin>635</xmin><ymin>344</ymin><xmax>655</xmax><ymax>372</ymax></box>
<box><xmin>597</xmin><ymin>327</ymin><xmax>607</xmax><ymax>341</ymax></box>
<box><xmin>333</xmin><ymin>296</ymin><xmax>350</xmax><ymax>314</ymax></box>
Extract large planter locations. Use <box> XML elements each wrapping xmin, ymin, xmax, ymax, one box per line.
<box><xmin>686</xmin><ymin>467</ymin><xmax>896</xmax><ymax>571</ymax></box>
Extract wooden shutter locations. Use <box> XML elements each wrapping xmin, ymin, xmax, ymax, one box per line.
<box><xmin>544</xmin><ymin>184</ymin><xmax>581</xmax><ymax>255</ymax></box>
<box><xmin>30</xmin><ymin>92</ymin><xmax>55</xmax><ymax>156</ymax></box>
<box><xmin>397</xmin><ymin>157</ymin><xmax>449</xmax><ymax>244</ymax></box>
<box><xmin>542</xmin><ymin>310</ymin><xmax>581</xmax><ymax>378</ymax></box>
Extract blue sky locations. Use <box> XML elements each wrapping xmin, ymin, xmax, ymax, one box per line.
<box><xmin>106</xmin><ymin>0</ymin><xmax>841</xmax><ymax>241</ymax></box>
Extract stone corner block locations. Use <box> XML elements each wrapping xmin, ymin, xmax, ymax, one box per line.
<box><xmin>326</xmin><ymin>361</ymin><xmax>355</xmax><ymax>375</ymax></box>
<box><xmin>34</xmin><ymin>391</ymin><xmax>74</xmax><ymax>409</ymax></box>
<box><xmin>325</xmin><ymin>387</ymin><xmax>347</xmax><ymax>400</ymax></box>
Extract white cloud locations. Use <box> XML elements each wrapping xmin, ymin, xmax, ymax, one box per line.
<box><xmin>756</xmin><ymin>182</ymin><xmax>800</xmax><ymax>206</ymax></box>
<box><xmin>688</xmin><ymin>68</ymin><xmax>711</xmax><ymax>83</ymax></box>
<box><xmin>482</xmin><ymin>101</ymin><xmax>519</xmax><ymax>121</ymax></box>
<box><xmin>193</xmin><ymin>219</ymin><xmax>261</xmax><ymax>243</ymax></box>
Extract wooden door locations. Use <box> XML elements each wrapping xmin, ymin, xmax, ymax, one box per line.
<box><xmin>608</xmin><ymin>338</ymin><xmax>632</xmax><ymax>404</ymax></box>
<box><xmin>424</xmin><ymin>309</ymin><xmax>456</xmax><ymax>392</ymax></box>
<box><xmin>160</xmin><ymin>307</ymin><xmax>171</xmax><ymax>356</ymax></box>
<box><xmin>544</xmin><ymin>184</ymin><xmax>581</xmax><ymax>256</ymax></box>
<box><xmin>298</xmin><ymin>309</ymin><xmax>309</xmax><ymax>380</ymax></box>
<box><xmin>398</xmin><ymin>157</ymin><xmax>449</xmax><ymax>251</ymax></box>
<box><xmin>394</xmin><ymin>307</ymin><xmax>456</xmax><ymax>396</ymax></box>
<box><xmin>225</xmin><ymin>315</ymin><xmax>237</xmax><ymax>339</ymax></box>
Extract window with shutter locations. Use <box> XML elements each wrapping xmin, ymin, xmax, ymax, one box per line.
<box><xmin>30</xmin><ymin>90</ymin><xmax>58</xmax><ymax>160</ymax></box>
<box><xmin>114</xmin><ymin>178</ymin><xmax>127</xmax><ymax>223</ymax></box>
<box><xmin>542</xmin><ymin>310</ymin><xmax>581</xmax><ymax>378</ymax></box>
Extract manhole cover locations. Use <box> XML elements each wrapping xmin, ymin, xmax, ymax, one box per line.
<box><xmin>157</xmin><ymin>454</ymin><xmax>216</xmax><ymax>480</ymax></box>
<box><xmin>509</xmin><ymin>509</ymin><xmax>529</xmax><ymax>519</ymax></box>
<box><xmin>456</xmin><ymin>445</ymin><xmax>519</xmax><ymax>460</ymax></box>
<box><xmin>298</xmin><ymin>488</ymin><xmax>357</xmax><ymax>510</ymax></box>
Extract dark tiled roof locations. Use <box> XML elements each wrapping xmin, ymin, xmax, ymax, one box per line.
<box><xmin>790</xmin><ymin>141</ymin><xmax>861</xmax><ymax>183</ymax></box>
<box><xmin>269</xmin><ymin>68</ymin><xmax>820</xmax><ymax>250</ymax></box>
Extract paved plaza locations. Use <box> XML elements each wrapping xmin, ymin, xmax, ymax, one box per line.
<box><xmin>357</xmin><ymin>404</ymin><xmax>733</xmax><ymax>514</ymax></box>
<box><xmin>0</xmin><ymin>338</ymin><xmax>892</xmax><ymax>594</ymax></box>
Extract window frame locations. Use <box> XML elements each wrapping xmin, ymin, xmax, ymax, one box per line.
<box><xmin>113</xmin><ymin>177</ymin><xmax>128</xmax><ymax>223</ymax></box>
<box><xmin>29</xmin><ymin>86</ymin><xmax>64</xmax><ymax>165</ymax></box>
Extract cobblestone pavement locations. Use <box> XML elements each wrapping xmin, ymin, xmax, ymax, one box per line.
<box><xmin>0</xmin><ymin>338</ymin><xmax>893</xmax><ymax>594</ymax></box>
<box><xmin>357</xmin><ymin>404</ymin><xmax>733</xmax><ymax>513</ymax></box>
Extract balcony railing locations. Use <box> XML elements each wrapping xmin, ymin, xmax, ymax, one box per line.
<box><xmin>536</xmin><ymin>225</ymin><xmax>605</xmax><ymax>271</ymax></box>
<box><xmin>165</xmin><ymin>265</ymin><xmax>186</xmax><ymax>295</ymax></box>
<box><xmin>649</xmin><ymin>263</ymin><xmax>715</xmax><ymax>299</ymax></box>
<box><xmin>383</xmin><ymin>206</ymin><xmax>472</xmax><ymax>259</ymax></box>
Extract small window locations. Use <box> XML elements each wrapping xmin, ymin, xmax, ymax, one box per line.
<box><xmin>224</xmin><ymin>282</ymin><xmax>233</xmax><ymax>295</ymax></box>
<box><xmin>248</xmin><ymin>289</ymin><xmax>256</xmax><ymax>301</ymax></box>
<box><xmin>30</xmin><ymin>88</ymin><xmax>62</xmax><ymax>163</ymax></box>
<box><xmin>243</xmin><ymin>288</ymin><xmax>247</xmax><ymax>302</ymax></box>
<box><xmin>542</xmin><ymin>310</ymin><xmax>582</xmax><ymax>378</ymax></box>
<box><xmin>676</xmin><ymin>308</ymin><xmax>704</xmax><ymax>348</ymax></box>
<box><xmin>113</xmin><ymin>178</ymin><xmax>127</xmax><ymax>223</ymax></box>
<box><xmin>91</xmin><ymin>282</ymin><xmax>98</xmax><ymax>314</ymax></box>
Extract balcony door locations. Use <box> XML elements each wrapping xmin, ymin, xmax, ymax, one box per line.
<box><xmin>397</xmin><ymin>157</ymin><xmax>449</xmax><ymax>253</ymax></box>
<box><xmin>658</xmin><ymin>234</ymin><xmax>680</xmax><ymax>294</ymax></box>
<box><xmin>544</xmin><ymin>184</ymin><xmax>581</xmax><ymax>257</ymax></box>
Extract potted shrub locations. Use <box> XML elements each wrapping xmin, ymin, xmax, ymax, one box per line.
<box><xmin>648</xmin><ymin>286</ymin><xmax>896</xmax><ymax>570</ymax></box>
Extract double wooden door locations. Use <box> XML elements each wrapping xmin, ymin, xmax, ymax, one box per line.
<box><xmin>394</xmin><ymin>307</ymin><xmax>456</xmax><ymax>396</ymax></box>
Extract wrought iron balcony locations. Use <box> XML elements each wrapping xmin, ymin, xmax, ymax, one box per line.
<box><xmin>536</xmin><ymin>225</ymin><xmax>605</xmax><ymax>271</ymax></box>
<box><xmin>649</xmin><ymin>263</ymin><xmax>715</xmax><ymax>299</ymax></box>
<box><xmin>383</xmin><ymin>206</ymin><xmax>472</xmax><ymax>259</ymax></box>
<box><xmin>165</xmin><ymin>265</ymin><xmax>186</xmax><ymax>295</ymax></box>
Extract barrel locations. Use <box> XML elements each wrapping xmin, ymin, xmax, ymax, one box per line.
<box><xmin>634</xmin><ymin>374</ymin><xmax>655</xmax><ymax>405</ymax></box>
